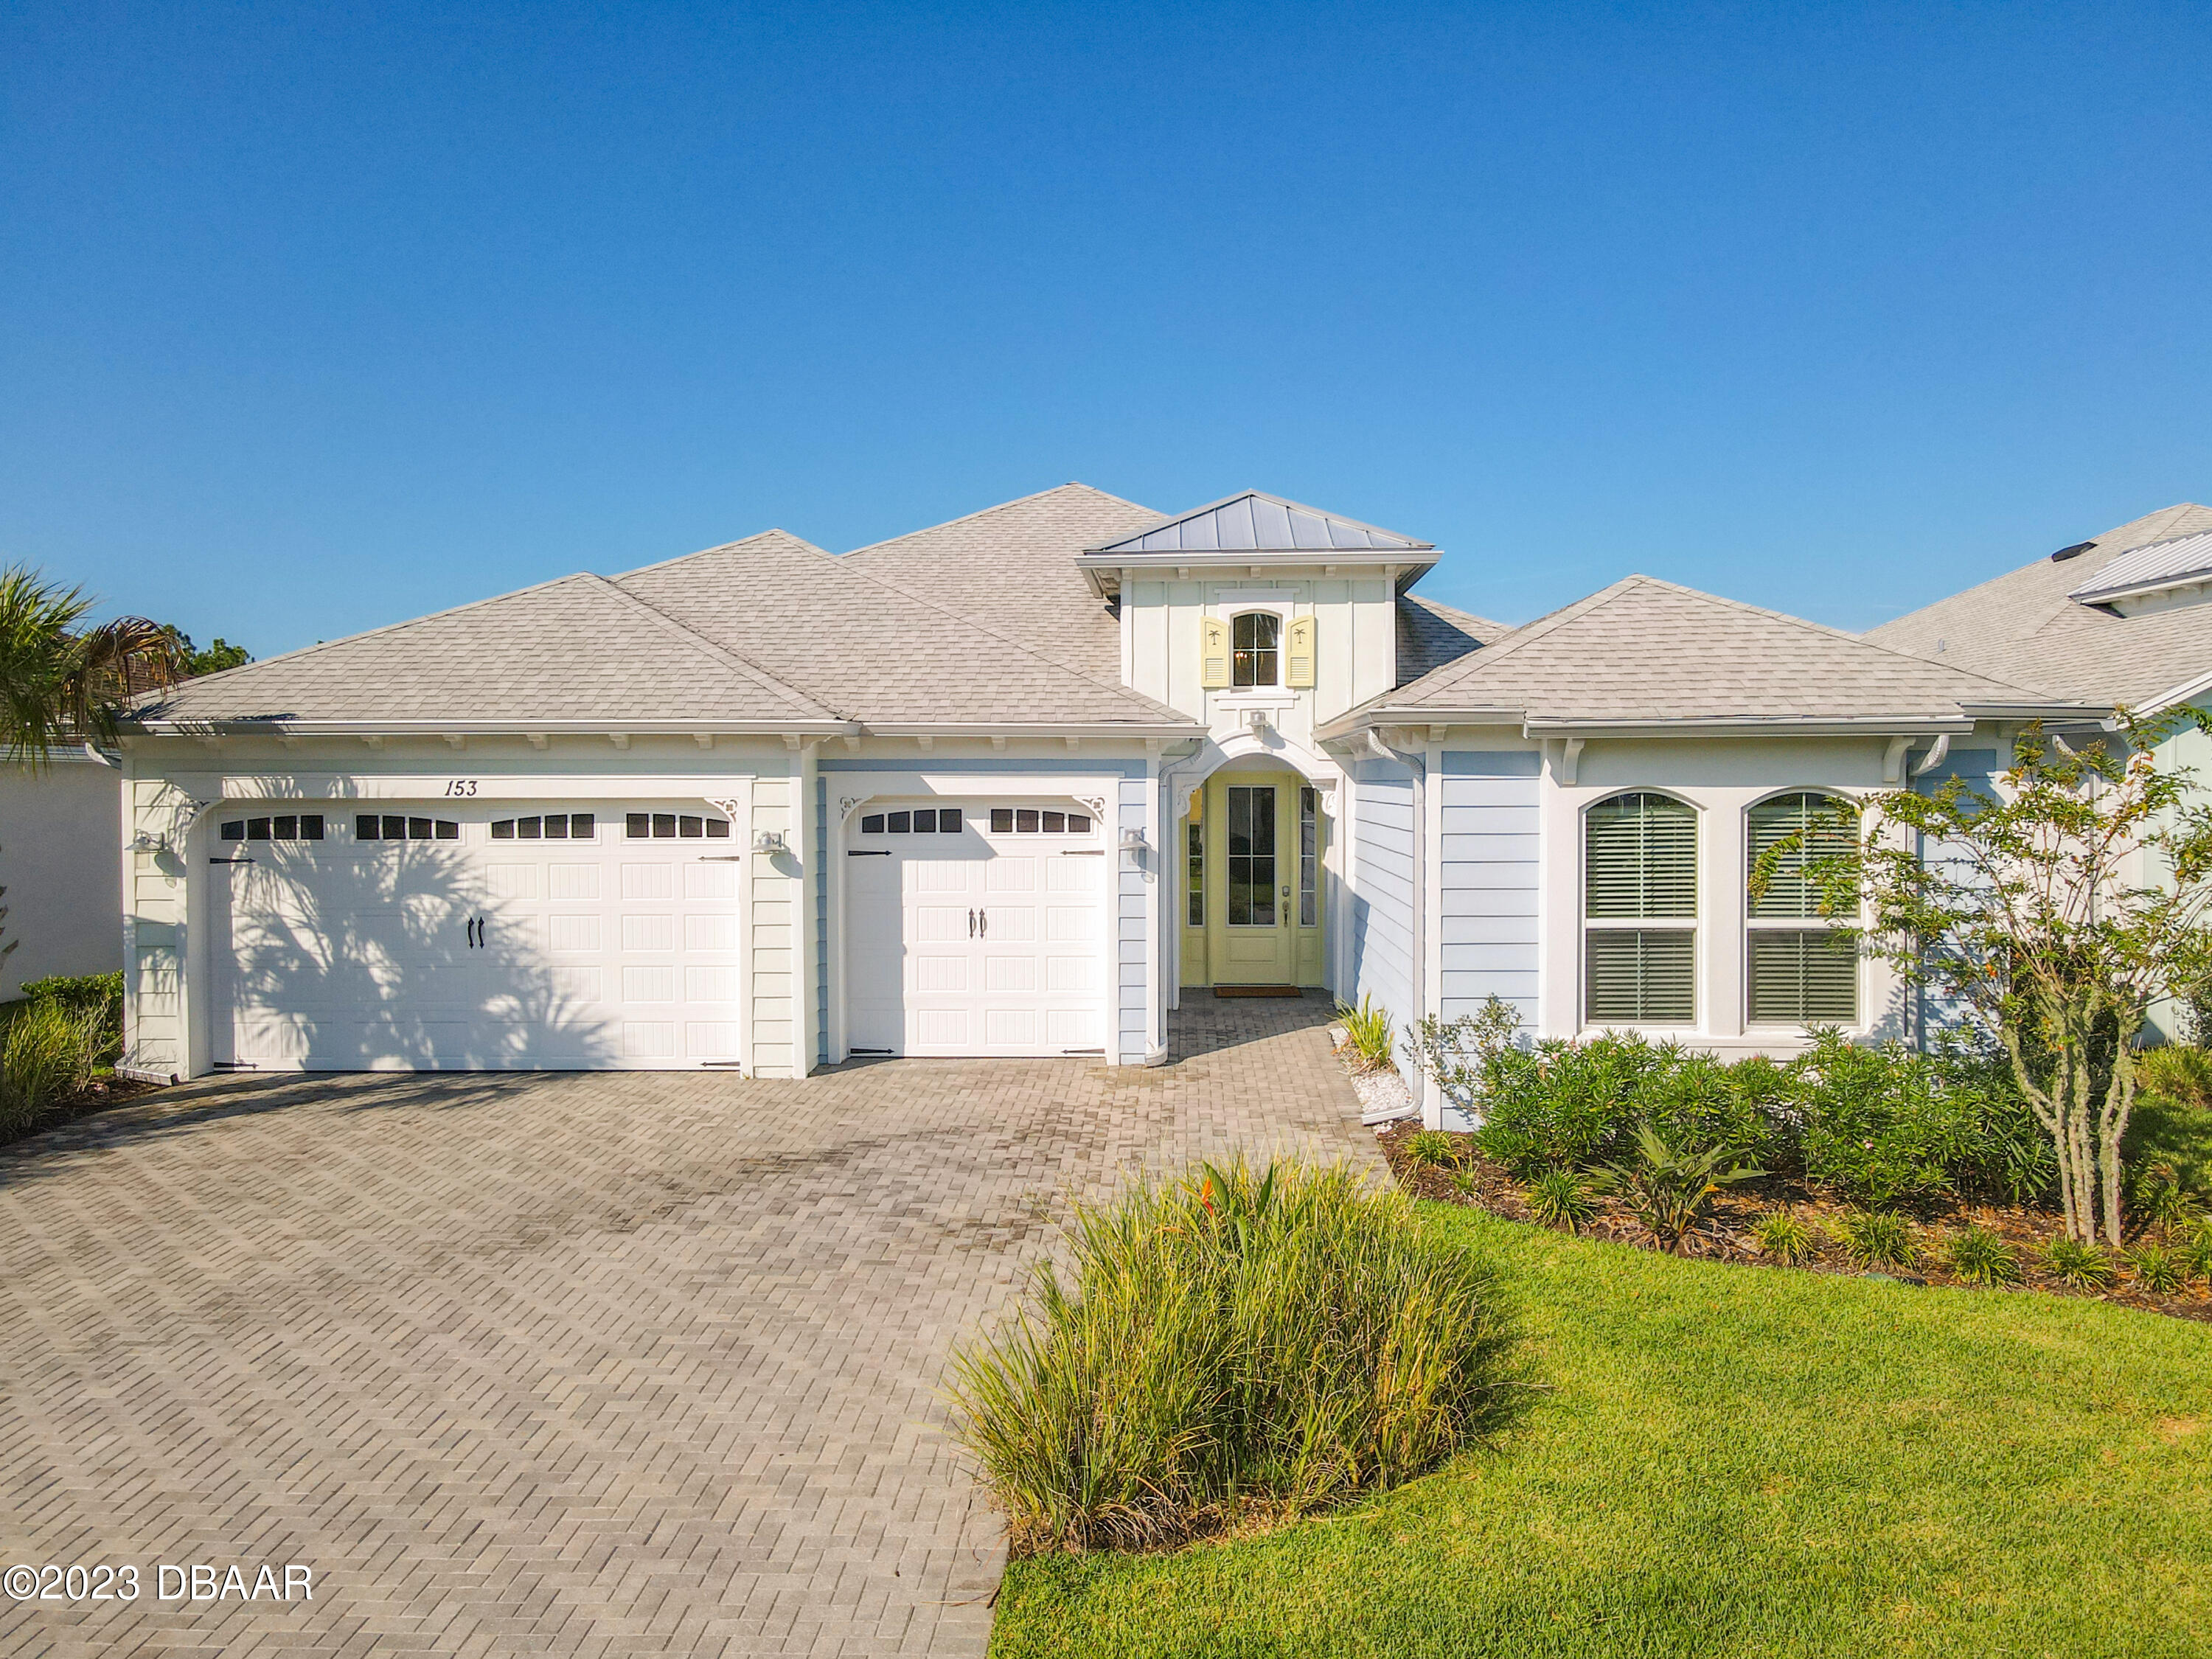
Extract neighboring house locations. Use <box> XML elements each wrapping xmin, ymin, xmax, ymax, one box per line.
<box><xmin>0</xmin><ymin>750</ymin><xmax>122</xmax><ymax>1000</ymax></box>
<box><xmin>118</xmin><ymin>484</ymin><xmax>2091</xmax><ymax>1126</ymax></box>
<box><xmin>1870</xmin><ymin>501</ymin><xmax>2212</xmax><ymax>1042</ymax></box>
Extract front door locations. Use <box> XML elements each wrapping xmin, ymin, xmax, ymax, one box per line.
<box><xmin>1179</xmin><ymin>771</ymin><xmax>1328</xmax><ymax>989</ymax></box>
<box><xmin>1219</xmin><ymin>783</ymin><xmax>1293</xmax><ymax>984</ymax></box>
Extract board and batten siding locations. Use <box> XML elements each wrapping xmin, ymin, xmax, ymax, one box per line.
<box><xmin>1348</xmin><ymin>754</ymin><xmax>1419</xmax><ymax>1072</ymax></box>
<box><xmin>1438</xmin><ymin>751</ymin><xmax>1542</xmax><ymax>1028</ymax></box>
<box><xmin>748</xmin><ymin>772</ymin><xmax>802</xmax><ymax>1077</ymax></box>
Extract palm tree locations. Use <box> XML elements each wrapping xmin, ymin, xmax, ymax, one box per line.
<box><xmin>0</xmin><ymin>565</ymin><xmax>181</xmax><ymax>767</ymax></box>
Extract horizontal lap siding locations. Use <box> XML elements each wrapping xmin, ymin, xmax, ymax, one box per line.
<box><xmin>1350</xmin><ymin>758</ymin><xmax>1418</xmax><ymax>1071</ymax></box>
<box><xmin>1120</xmin><ymin>775</ymin><xmax>1150</xmax><ymax>1063</ymax></box>
<box><xmin>1439</xmin><ymin>753</ymin><xmax>1540</xmax><ymax>1033</ymax></box>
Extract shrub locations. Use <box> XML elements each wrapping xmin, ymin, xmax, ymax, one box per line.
<box><xmin>2177</xmin><ymin>1219</ymin><xmax>2212</xmax><ymax>1284</ymax></box>
<box><xmin>1944</xmin><ymin>1225</ymin><xmax>2023</xmax><ymax>1287</ymax></box>
<box><xmin>0</xmin><ymin>998</ymin><xmax>107</xmax><ymax>1134</ymax></box>
<box><xmin>1334</xmin><ymin>996</ymin><xmax>1395</xmax><ymax>1071</ymax></box>
<box><xmin>947</xmin><ymin>1159</ymin><xmax>1516</xmax><ymax>1554</ymax></box>
<box><xmin>1475</xmin><ymin>1033</ymin><xmax>1670</xmax><ymax>1175</ymax></box>
<box><xmin>1589</xmin><ymin>1124</ymin><xmax>1763</xmax><ymax>1253</ymax></box>
<box><xmin>1405</xmin><ymin>1130</ymin><xmax>1462</xmax><ymax>1169</ymax></box>
<box><xmin>2042</xmin><ymin>1237</ymin><xmax>2116</xmax><ymax>1290</ymax></box>
<box><xmin>2126</xmin><ymin>1161</ymin><xmax>2200</xmax><ymax>1234</ymax></box>
<box><xmin>1750</xmin><ymin>1207</ymin><xmax>1815</xmax><ymax>1265</ymax></box>
<box><xmin>2123</xmin><ymin>1242</ymin><xmax>2187</xmax><ymax>1295</ymax></box>
<box><xmin>1830</xmin><ymin>1208</ymin><xmax>1918</xmax><ymax>1272</ymax></box>
<box><xmin>20</xmin><ymin>970</ymin><xmax>125</xmax><ymax>1013</ymax></box>
<box><xmin>2137</xmin><ymin>1044</ymin><xmax>2212</xmax><ymax>1111</ymax></box>
<box><xmin>1525</xmin><ymin>1170</ymin><xmax>1595</xmax><ymax>1234</ymax></box>
<box><xmin>1790</xmin><ymin>1030</ymin><xmax>2044</xmax><ymax>1208</ymax></box>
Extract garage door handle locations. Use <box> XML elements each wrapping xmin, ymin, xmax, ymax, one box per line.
<box><xmin>967</xmin><ymin>908</ymin><xmax>976</xmax><ymax>937</ymax></box>
<box><xmin>978</xmin><ymin>909</ymin><xmax>988</xmax><ymax>937</ymax></box>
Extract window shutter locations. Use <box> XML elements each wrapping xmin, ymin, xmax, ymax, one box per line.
<box><xmin>1200</xmin><ymin>616</ymin><xmax>1231</xmax><ymax>689</ymax></box>
<box><xmin>1285</xmin><ymin>616</ymin><xmax>1316</xmax><ymax>688</ymax></box>
<box><xmin>1585</xmin><ymin>793</ymin><xmax>1697</xmax><ymax>918</ymax></box>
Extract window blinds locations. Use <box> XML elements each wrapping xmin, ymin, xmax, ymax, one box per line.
<box><xmin>1745</xmin><ymin>792</ymin><xmax>1856</xmax><ymax>919</ymax></box>
<box><xmin>1585</xmin><ymin>793</ymin><xmax>1697</xmax><ymax>918</ymax></box>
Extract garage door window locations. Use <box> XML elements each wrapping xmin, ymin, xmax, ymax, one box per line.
<box><xmin>221</xmin><ymin>814</ymin><xmax>324</xmax><ymax>841</ymax></box>
<box><xmin>859</xmin><ymin>808</ymin><xmax>965</xmax><ymax>833</ymax></box>
<box><xmin>987</xmin><ymin>808</ymin><xmax>1092</xmax><ymax>834</ymax></box>
<box><xmin>491</xmin><ymin>813</ymin><xmax>597</xmax><ymax>840</ymax></box>
<box><xmin>355</xmin><ymin>815</ymin><xmax>458</xmax><ymax>841</ymax></box>
<box><xmin>625</xmin><ymin>813</ymin><xmax>731</xmax><ymax>839</ymax></box>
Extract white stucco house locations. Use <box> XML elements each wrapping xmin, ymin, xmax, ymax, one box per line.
<box><xmin>117</xmin><ymin>484</ymin><xmax>2096</xmax><ymax>1121</ymax></box>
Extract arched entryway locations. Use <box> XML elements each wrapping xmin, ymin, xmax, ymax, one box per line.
<box><xmin>1169</xmin><ymin>742</ymin><xmax>1341</xmax><ymax>996</ymax></box>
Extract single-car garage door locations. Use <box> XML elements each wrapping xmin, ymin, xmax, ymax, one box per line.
<box><xmin>845</xmin><ymin>801</ymin><xmax>1107</xmax><ymax>1057</ymax></box>
<box><xmin>211</xmin><ymin>802</ymin><xmax>745</xmax><ymax>1070</ymax></box>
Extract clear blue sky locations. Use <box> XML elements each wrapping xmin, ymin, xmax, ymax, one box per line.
<box><xmin>5</xmin><ymin>1</ymin><xmax>2208</xmax><ymax>658</ymax></box>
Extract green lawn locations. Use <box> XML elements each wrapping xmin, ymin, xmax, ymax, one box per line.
<box><xmin>989</xmin><ymin>1208</ymin><xmax>2212</xmax><ymax>1658</ymax></box>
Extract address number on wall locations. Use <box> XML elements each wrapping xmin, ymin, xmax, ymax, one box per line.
<box><xmin>444</xmin><ymin>779</ymin><xmax>479</xmax><ymax>797</ymax></box>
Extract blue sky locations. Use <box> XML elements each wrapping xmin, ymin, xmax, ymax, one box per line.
<box><xmin>4</xmin><ymin>1</ymin><xmax>2208</xmax><ymax>658</ymax></box>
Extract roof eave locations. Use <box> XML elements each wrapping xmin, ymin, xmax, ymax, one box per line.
<box><xmin>125</xmin><ymin>717</ymin><xmax>860</xmax><ymax>739</ymax></box>
<box><xmin>855</xmin><ymin>720</ymin><xmax>1200</xmax><ymax>741</ymax></box>
<box><xmin>1077</xmin><ymin>550</ymin><xmax>1438</xmax><ymax>598</ymax></box>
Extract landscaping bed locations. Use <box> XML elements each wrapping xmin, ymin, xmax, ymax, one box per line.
<box><xmin>1378</xmin><ymin>1119</ymin><xmax>2212</xmax><ymax>1324</ymax></box>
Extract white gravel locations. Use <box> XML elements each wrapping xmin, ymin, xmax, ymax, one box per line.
<box><xmin>1328</xmin><ymin>1028</ymin><xmax>1418</xmax><ymax>1127</ymax></box>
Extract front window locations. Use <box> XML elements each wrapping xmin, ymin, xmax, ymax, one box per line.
<box><xmin>1298</xmin><ymin>787</ymin><xmax>1318</xmax><ymax>926</ymax></box>
<box><xmin>1584</xmin><ymin>792</ymin><xmax>1697</xmax><ymax>1026</ymax></box>
<box><xmin>1186</xmin><ymin>793</ymin><xmax>1205</xmax><ymax>928</ymax></box>
<box><xmin>1746</xmin><ymin>792</ymin><xmax>1860</xmax><ymax>1025</ymax></box>
<box><xmin>1231</xmin><ymin>612</ymin><xmax>1280</xmax><ymax>687</ymax></box>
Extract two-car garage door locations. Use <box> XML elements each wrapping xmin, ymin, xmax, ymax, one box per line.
<box><xmin>211</xmin><ymin>803</ymin><xmax>745</xmax><ymax>1071</ymax></box>
<box><xmin>844</xmin><ymin>802</ymin><xmax>1108</xmax><ymax>1057</ymax></box>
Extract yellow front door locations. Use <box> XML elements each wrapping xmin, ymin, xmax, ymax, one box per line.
<box><xmin>1180</xmin><ymin>771</ymin><xmax>1325</xmax><ymax>989</ymax></box>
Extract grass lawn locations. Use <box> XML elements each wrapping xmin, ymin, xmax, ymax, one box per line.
<box><xmin>989</xmin><ymin>1207</ymin><xmax>2212</xmax><ymax>1658</ymax></box>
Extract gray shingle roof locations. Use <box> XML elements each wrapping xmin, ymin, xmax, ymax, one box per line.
<box><xmin>136</xmin><ymin>573</ymin><xmax>841</xmax><ymax>728</ymax></box>
<box><xmin>1866</xmin><ymin>504</ymin><xmax>2212</xmax><ymax>707</ymax></box>
<box><xmin>839</xmin><ymin>483</ymin><xmax>1158</xmax><ymax>681</ymax></box>
<box><xmin>613</xmin><ymin>529</ymin><xmax>1189</xmax><ymax>728</ymax></box>
<box><xmin>1396</xmin><ymin>594</ymin><xmax>1500</xmax><ymax>684</ymax></box>
<box><xmin>1349</xmin><ymin>575</ymin><xmax>2086</xmax><ymax>728</ymax></box>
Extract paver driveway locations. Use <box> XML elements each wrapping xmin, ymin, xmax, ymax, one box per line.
<box><xmin>0</xmin><ymin>994</ymin><xmax>1378</xmax><ymax>1658</ymax></box>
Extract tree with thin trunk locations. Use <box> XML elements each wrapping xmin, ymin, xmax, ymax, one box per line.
<box><xmin>1781</xmin><ymin>723</ymin><xmax>2212</xmax><ymax>1247</ymax></box>
<box><xmin>0</xmin><ymin>565</ymin><xmax>181</xmax><ymax>766</ymax></box>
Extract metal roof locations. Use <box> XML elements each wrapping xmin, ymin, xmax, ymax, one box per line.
<box><xmin>1085</xmin><ymin>491</ymin><xmax>1432</xmax><ymax>555</ymax></box>
<box><xmin>2067</xmin><ymin>529</ymin><xmax>2212</xmax><ymax>605</ymax></box>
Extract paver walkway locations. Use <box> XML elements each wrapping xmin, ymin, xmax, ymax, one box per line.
<box><xmin>0</xmin><ymin>993</ymin><xmax>1377</xmax><ymax>1658</ymax></box>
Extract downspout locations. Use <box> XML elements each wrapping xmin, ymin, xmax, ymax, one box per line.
<box><xmin>1367</xmin><ymin>727</ymin><xmax>1433</xmax><ymax>1122</ymax></box>
<box><xmin>1904</xmin><ymin>732</ymin><xmax>1952</xmax><ymax>1053</ymax></box>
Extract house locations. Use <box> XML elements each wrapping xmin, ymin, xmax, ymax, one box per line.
<box><xmin>0</xmin><ymin>750</ymin><xmax>123</xmax><ymax>999</ymax></box>
<box><xmin>117</xmin><ymin>484</ymin><xmax>2094</xmax><ymax>1123</ymax></box>
<box><xmin>1869</xmin><ymin>501</ymin><xmax>2212</xmax><ymax>1043</ymax></box>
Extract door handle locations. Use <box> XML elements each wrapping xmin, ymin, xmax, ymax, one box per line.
<box><xmin>979</xmin><ymin>909</ymin><xmax>988</xmax><ymax>937</ymax></box>
<box><xmin>968</xmin><ymin>908</ymin><xmax>975</xmax><ymax>937</ymax></box>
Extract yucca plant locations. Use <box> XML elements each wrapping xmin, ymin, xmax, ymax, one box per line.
<box><xmin>947</xmin><ymin>1158</ymin><xmax>1517</xmax><ymax>1554</ymax></box>
<box><xmin>1831</xmin><ymin>1208</ymin><xmax>1917</xmax><ymax>1272</ymax></box>
<box><xmin>1944</xmin><ymin>1224</ymin><xmax>2023</xmax><ymax>1287</ymax></box>
<box><xmin>1333</xmin><ymin>995</ymin><xmax>1396</xmax><ymax>1071</ymax></box>
<box><xmin>1405</xmin><ymin>1130</ymin><xmax>1462</xmax><ymax>1169</ymax></box>
<box><xmin>2042</xmin><ymin>1236</ymin><xmax>2117</xmax><ymax>1290</ymax></box>
<box><xmin>2124</xmin><ymin>1241</ymin><xmax>2187</xmax><ymax>1295</ymax></box>
<box><xmin>1525</xmin><ymin>1170</ymin><xmax>1596</xmax><ymax>1234</ymax></box>
<box><xmin>1750</xmin><ymin>1207</ymin><xmax>1815</xmax><ymax>1265</ymax></box>
<box><xmin>1589</xmin><ymin>1124</ymin><xmax>1764</xmax><ymax>1253</ymax></box>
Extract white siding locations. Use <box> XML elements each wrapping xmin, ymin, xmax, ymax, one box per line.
<box><xmin>1119</xmin><ymin>772</ymin><xmax>1150</xmax><ymax>1063</ymax></box>
<box><xmin>1349</xmin><ymin>756</ymin><xmax>1418</xmax><ymax>1071</ymax></box>
<box><xmin>1439</xmin><ymin>751</ymin><xmax>1541</xmax><ymax>1031</ymax></box>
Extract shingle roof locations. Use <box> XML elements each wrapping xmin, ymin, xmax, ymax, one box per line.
<box><xmin>1349</xmin><ymin>575</ymin><xmax>2084</xmax><ymax>728</ymax></box>
<box><xmin>613</xmin><ymin>529</ymin><xmax>1190</xmax><ymax>728</ymax></box>
<box><xmin>136</xmin><ymin>573</ymin><xmax>840</xmax><ymax>727</ymax></box>
<box><xmin>839</xmin><ymin>483</ymin><xmax>1158</xmax><ymax>681</ymax></box>
<box><xmin>1088</xmin><ymin>490</ymin><xmax>1433</xmax><ymax>554</ymax></box>
<box><xmin>1865</xmin><ymin>503</ymin><xmax>2212</xmax><ymax>707</ymax></box>
<box><xmin>1396</xmin><ymin>594</ymin><xmax>1500</xmax><ymax>684</ymax></box>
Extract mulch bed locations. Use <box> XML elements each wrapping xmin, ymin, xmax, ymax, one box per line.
<box><xmin>0</xmin><ymin>1073</ymin><xmax>168</xmax><ymax>1151</ymax></box>
<box><xmin>1378</xmin><ymin>1121</ymin><xmax>2212</xmax><ymax>1325</ymax></box>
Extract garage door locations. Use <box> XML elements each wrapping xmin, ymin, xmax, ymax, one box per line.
<box><xmin>845</xmin><ymin>801</ymin><xmax>1107</xmax><ymax>1057</ymax></box>
<box><xmin>210</xmin><ymin>802</ymin><xmax>745</xmax><ymax>1071</ymax></box>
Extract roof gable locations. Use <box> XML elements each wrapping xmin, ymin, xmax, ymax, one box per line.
<box><xmin>1363</xmin><ymin>575</ymin><xmax>2085</xmax><ymax>728</ymax></box>
<box><xmin>1087</xmin><ymin>491</ymin><xmax>1432</xmax><ymax>555</ymax></box>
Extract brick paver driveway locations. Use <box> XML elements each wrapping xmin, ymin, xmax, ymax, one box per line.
<box><xmin>0</xmin><ymin>994</ymin><xmax>1377</xmax><ymax>1658</ymax></box>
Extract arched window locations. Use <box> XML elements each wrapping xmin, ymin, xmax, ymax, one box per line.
<box><xmin>1745</xmin><ymin>792</ymin><xmax>1859</xmax><ymax>1025</ymax></box>
<box><xmin>1584</xmin><ymin>792</ymin><xmax>1697</xmax><ymax>1026</ymax></box>
<box><xmin>1231</xmin><ymin>612</ymin><xmax>1280</xmax><ymax>687</ymax></box>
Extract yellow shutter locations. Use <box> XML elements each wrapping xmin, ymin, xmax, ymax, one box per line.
<box><xmin>1285</xmin><ymin>615</ymin><xmax>1316</xmax><ymax>689</ymax></box>
<box><xmin>1200</xmin><ymin>616</ymin><xmax>1230</xmax><ymax>689</ymax></box>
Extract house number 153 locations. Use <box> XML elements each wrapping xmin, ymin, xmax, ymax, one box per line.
<box><xmin>445</xmin><ymin>779</ymin><xmax>479</xmax><ymax>797</ymax></box>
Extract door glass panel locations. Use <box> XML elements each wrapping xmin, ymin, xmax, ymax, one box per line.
<box><xmin>1299</xmin><ymin>787</ymin><xmax>1318</xmax><ymax>926</ymax></box>
<box><xmin>1227</xmin><ymin>786</ymin><xmax>1276</xmax><ymax>927</ymax></box>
